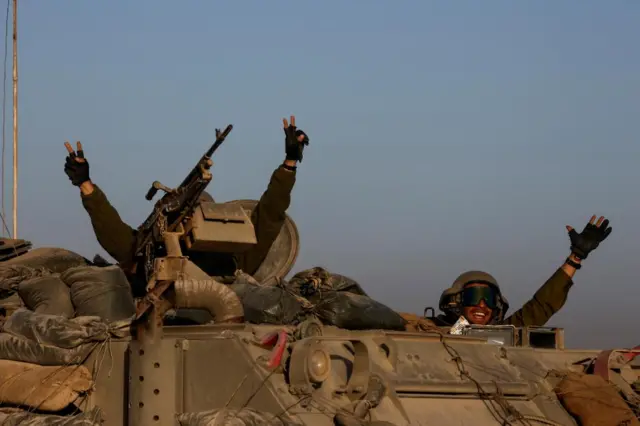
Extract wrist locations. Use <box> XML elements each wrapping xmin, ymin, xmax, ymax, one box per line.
<box><xmin>282</xmin><ymin>159</ymin><xmax>297</xmax><ymax>170</ymax></box>
<box><xmin>568</xmin><ymin>253</ymin><xmax>582</xmax><ymax>263</ymax></box>
<box><xmin>79</xmin><ymin>180</ymin><xmax>94</xmax><ymax>195</ymax></box>
<box><xmin>565</xmin><ymin>254</ymin><xmax>582</xmax><ymax>270</ymax></box>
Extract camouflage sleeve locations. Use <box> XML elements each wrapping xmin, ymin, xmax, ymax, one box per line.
<box><xmin>236</xmin><ymin>165</ymin><xmax>296</xmax><ymax>276</ymax></box>
<box><xmin>502</xmin><ymin>268</ymin><xmax>574</xmax><ymax>327</ymax></box>
<box><xmin>80</xmin><ymin>184</ymin><xmax>137</xmax><ymax>263</ymax></box>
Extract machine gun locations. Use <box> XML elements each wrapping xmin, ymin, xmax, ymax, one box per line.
<box><xmin>125</xmin><ymin>124</ymin><xmax>236</xmax><ymax>340</ymax></box>
<box><xmin>132</xmin><ymin>125</ymin><xmax>233</xmax><ymax>281</ymax></box>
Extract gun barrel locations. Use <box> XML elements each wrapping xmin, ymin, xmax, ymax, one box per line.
<box><xmin>205</xmin><ymin>124</ymin><xmax>233</xmax><ymax>158</ymax></box>
<box><xmin>178</xmin><ymin>124</ymin><xmax>233</xmax><ymax>189</ymax></box>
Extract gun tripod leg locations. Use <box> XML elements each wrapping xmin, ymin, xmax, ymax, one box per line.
<box><xmin>134</xmin><ymin>281</ymin><xmax>175</xmax><ymax>343</ymax></box>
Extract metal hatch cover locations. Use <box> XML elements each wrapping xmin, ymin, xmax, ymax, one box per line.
<box><xmin>224</xmin><ymin>199</ymin><xmax>300</xmax><ymax>284</ymax></box>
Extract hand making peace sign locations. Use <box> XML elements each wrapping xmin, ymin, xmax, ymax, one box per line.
<box><xmin>63</xmin><ymin>141</ymin><xmax>91</xmax><ymax>186</ymax></box>
<box><xmin>283</xmin><ymin>115</ymin><xmax>310</xmax><ymax>163</ymax></box>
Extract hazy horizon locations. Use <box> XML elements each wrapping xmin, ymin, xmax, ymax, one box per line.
<box><xmin>5</xmin><ymin>1</ymin><xmax>639</xmax><ymax>348</ymax></box>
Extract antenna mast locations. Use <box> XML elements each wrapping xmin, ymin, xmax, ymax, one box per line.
<box><xmin>11</xmin><ymin>0</ymin><xmax>16</xmax><ymax>238</ymax></box>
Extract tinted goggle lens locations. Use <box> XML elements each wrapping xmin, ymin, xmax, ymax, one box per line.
<box><xmin>462</xmin><ymin>286</ymin><xmax>497</xmax><ymax>309</ymax></box>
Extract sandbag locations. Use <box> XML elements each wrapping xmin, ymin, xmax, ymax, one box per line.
<box><xmin>177</xmin><ymin>407</ymin><xmax>301</xmax><ymax>426</ymax></box>
<box><xmin>0</xmin><ymin>247</ymin><xmax>89</xmax><ymax>279</ymax></box>
<box><xmin>0</xmin><ymin>359</ymin><xmax>93</xmax><ymax>412</ymax></box>
<box><xmin>554</xmin><ymin>371</ymin><xmax>639</xmax><ymax>426</ymax></box>
<box><xmin>311</xmin><ymin>292</ymin><xmax>407</xmax><ymax>331</ymax></box>
<box><xmin>0</xmin><ymin>293</ymin><xmax>23</xmax><ymax>318</ymax></box>
<box><xmin>61</xmin><ymin>265</ymin><xmax>135</xmax><ymax>322</ymax></box>
<box><xmin>0</xmin><ymin>407</ymin><xmax>102</xmax><ymax>426</ymax></box>
<box><xmin>3</xmin><ymin>309</ymin><xmax>110</xmax><ymax>349</ymax></box>
<box><xmin>0</xmin><ymin>266</ymin><xmax>52</xmax><ymax>295</ymax></box>
<box><xmin>229</xmin><ymin>283</ymin><xmax>311</xmax><ymax>325</ymax></box>
<box><xmin>17</xmin><ymin>274</ymin><xmax>75</xmax><ymax>318</ymax></box>
<box><xmin>0</xmin><ymin>333</ymin><xmax>91</xmax><ymax>365</ymax></box>
<box><xmin>287</xmin><ymin>267</ymin><xmax>369</xmax><ymax>298</ymax></box>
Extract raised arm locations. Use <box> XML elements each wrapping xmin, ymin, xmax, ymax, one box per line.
<box><xmin>503</xmin><ymin>215</ymin><xmax>612</xmax><ymax>327</ymax></box>
<box><xmin>237</xmin><ymin>115</ymin><xmax>309</xmax><ymax>275</ymax></box>
<box><xmin>502</xmin><ymin>266</ymin><xmax>574</xmax><ymax>327</ymax></box>
<box><xmin>64</xmin><ymin>141</ymin><xmax>137</xmax><ymax>263</ymax></box>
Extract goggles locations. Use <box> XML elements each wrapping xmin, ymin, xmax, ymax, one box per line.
<box><xmin>461</xmin><ymin>284</ymin><xmax>498</xmax><ymax>309</ymax></box>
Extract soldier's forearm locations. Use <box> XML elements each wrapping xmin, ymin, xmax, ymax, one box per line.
<box><xmin>81</xmin><ymin>184</ymin><xmax>137</xmax><ymax>263</ymax></box>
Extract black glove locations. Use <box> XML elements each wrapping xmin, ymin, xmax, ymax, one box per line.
<box><xmin>284</xmin><ymin>125</ymin><xmax>310</xmax><ymax>163</ymax></box>
<box><xmin>64</xmin><ymin>149</ymin><xmax>90</xmax><ymax>186</ymax></box>
<box><xmin>568</xmin><ymin>217</ymin><xmax>612</xmax><ymax>260</ymax></box>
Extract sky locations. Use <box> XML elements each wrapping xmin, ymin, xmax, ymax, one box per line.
<box><xmin>3</xmin><ymin>0</ymin><xmax>638</xmax><ymax>348</ymax></box>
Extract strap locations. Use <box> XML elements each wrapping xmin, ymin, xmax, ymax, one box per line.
<box><xmin>565</xmin><ymin>257</ymin><xmax>582</xmax><ymax>269</ymax></box>
<box><xmin>281</xmin><ymin>163</ymin><xmax>297</xmax><ymax>171</ymax></box>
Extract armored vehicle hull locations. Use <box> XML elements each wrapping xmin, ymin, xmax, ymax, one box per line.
<box><xmin>1</xmin><ymin>214</ymin><xmax>637</xmax><ymax>425</ymax></box>
<box><xmin>80</xmin><ymin>322</ymin><xmax>639</xmax><ymax>426</ymax></box>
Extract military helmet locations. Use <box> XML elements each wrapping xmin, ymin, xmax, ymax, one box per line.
<box><xmin>438</xmin><ymin>270</ymin><xmax>510</xmax><ymax>324</ymax></box>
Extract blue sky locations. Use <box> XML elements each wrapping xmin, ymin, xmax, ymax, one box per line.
<box><xmin>5</xmin><ymin>0</ymin><xmax>639</xmax><ymax>348</ymax></box>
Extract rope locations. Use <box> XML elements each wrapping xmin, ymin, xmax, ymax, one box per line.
<box><xmin>0</xmin><ymin>313</ymin><xmax>123</xmax><ymax>423</ymax></box>
<box><xmin>419</xmin><ymin>324</ymin><xmax>535</xmax><ymax>425</ymax></box>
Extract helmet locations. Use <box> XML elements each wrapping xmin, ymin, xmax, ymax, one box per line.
<box><xmin>438</xmin><ymin>270</ymin><xmax>510</xmax><ymax>324</ymax></box>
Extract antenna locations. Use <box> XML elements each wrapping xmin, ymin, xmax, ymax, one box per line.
<box><xmin>11</xmin><ymin>0</ymin><xmax>16</xmax><ymax>238</ymax></box>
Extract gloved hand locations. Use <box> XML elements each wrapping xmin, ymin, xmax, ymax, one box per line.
<box><xmin>283</xmin><ymin>115</ymin><xmax>310</xmax><ymax>163</ymax></box>
<box><xmin>63</xmin><ymin>141</ymin><xmax>90</xmax><ymax>186</ymax></box>
<box><xmin>566</xmin><ymin>215</ymin><xmax>612</xmax><ymax>260</ymax></box>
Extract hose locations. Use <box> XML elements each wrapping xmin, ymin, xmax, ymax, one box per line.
<box><xmin>173</xmin><ymin>279</ymin><xmax>244</xmax><ymax>323</ymax></box>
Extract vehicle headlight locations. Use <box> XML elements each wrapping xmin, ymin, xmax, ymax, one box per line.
<box><xmin>308</xmin><ymin>348</ymin><xmax>331</xmax><ymax>383</ymax></box>
<box><xmin>288</xmin><ymin>339</ymin><xmax>333</xmax><ymax>393</ymax></box>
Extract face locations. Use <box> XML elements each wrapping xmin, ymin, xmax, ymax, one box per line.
<box><xmin>461</xmin><ymin>283</ymin><xmax>497</xmax><ymax>325</ymax></box>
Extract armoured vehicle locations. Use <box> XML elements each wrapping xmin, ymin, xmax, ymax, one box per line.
<box><xmin>0</xmin><ymin>128</ymin><xmax>637</xmax><ymax>425</ymax></box>
<box><xmin>0</xmin><ymin>201</ymin><xmax>638</xmax><ymax>425</ymax></box>
<box><xmin>80</xmin><ymin>196</ymin><xmax>638</xmax><ymax>425</ymax></box>
<box><xmin>1</xmin><ymin>213</ymin><xmax>640</xmax><ymax>426</ymax></box>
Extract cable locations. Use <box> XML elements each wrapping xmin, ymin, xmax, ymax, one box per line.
<box><xmin>427</xmin><ymin>326</ymin><xmax>534</xmax><ymax>425</ymax></box>
<box><xmin>519</xmin><ymin>415</ymin><xmax>565</xmax><ymax>426</ymax></box>
<box><xmin>0</xmin><ymin>209</ymin><xmax>18</xmax><ymax>258</ymax></box>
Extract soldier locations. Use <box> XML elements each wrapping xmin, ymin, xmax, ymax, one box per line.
<box><xmin>63</xmin><ymin>116</ymin><xmax>309</xmax><ymax>295</ymax></box>
<box><xmin>434</xmin><ymin>216</ymin><xmax>612</xmax><ymax>327</ymax></box>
